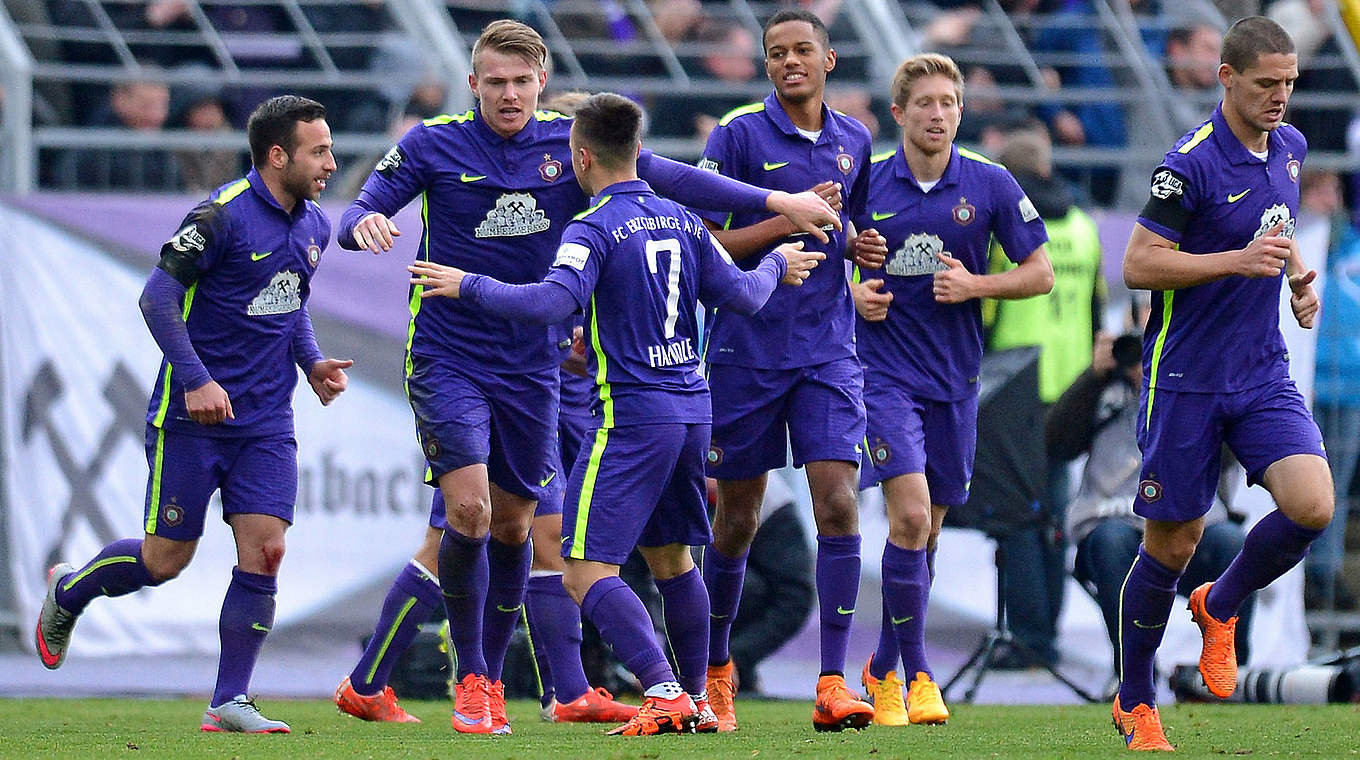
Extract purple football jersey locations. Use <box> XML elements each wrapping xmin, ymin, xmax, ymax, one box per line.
<box><xmin>851</xmin><ymin>145</ymin><xmax>1048</xmax><ymax>400</ymax></box>
<box><xmin>145</xmin><ymin>169</ymin><xmax>330</xmax><ymax>437</ymax></box>
<box><xmin>697</xmin><ymin>93</ymin><xmax>872</xmax><ymax>369</ymax></box>
<box><xmin>1136</xmin><ymin>104</ymin><xmax>1306</xmax><ymax>393</ymax></box>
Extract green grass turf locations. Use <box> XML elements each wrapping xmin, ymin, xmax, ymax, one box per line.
<box><xmin>1</xmin><ymin>698</ymin><xmax>1356</xmax><ymax>759</ymax></box>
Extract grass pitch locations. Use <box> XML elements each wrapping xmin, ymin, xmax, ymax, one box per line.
<box><xmin>1</xmin><ymin>697</ymin><xmax>1357</xmax><ymax>759</ymax></box>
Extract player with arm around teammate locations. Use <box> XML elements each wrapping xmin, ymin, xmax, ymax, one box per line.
<box><xmin>851</xmin><ymin>53</ymin><xmax>1053</xmax><ymax>727</ymax></box>
<box><xmin>35</xmin><ymin>95</ymin><xmax>350</xmax><ymax>733</ymax></box>
<box><xmin>331</xmin><ymin>19</ymin><xmax>839</xmax><ymax>735</ymax></box>
<box><xmin>408</xmin><ymin>92</ymin><xmax>823</xmax><ymax>736</ymax></box>
<box><xmin>1111</xmin><ymin>17</ymin><xmax>1330</xmax><ymax>752</ymax></box>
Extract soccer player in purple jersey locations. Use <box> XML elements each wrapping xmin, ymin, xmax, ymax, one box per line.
<box><xmin>1112</xmin><ymin>17</ymin><xmax>1330</xmax><ymax>751</ymax></box>
<box><xmin>332</xmin><ymin>20</ymin><xmax>838</xmax><ymax>735</ymax></box>
<box><xmin>848</xmin><ymin>53</ymin><xmax>1053</xmax><ymax>728</ymax></box>
<box><xmin>34</xmin><ymin>96</ymin><xmax>350</xmax><ymax>734</ymax></box>
<box><xmin>407</xmin><ymin>92</ymin><xmax>825</xmax><ymax>736</ymax></box>
<box><xmin>693</xmin><ymin>9</ymin><xmax>881</xmax><ymax>732</ymax></box>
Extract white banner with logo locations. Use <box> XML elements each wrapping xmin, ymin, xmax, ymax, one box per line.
<box><xmin>1</xmin><ymin>203</ymin><xmax>427</xmax><ymax>658</ymax></box>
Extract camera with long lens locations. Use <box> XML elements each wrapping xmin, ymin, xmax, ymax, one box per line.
<box><xmin>1111</xmin><ymin>332</ymin><xmax>1142</xmax><ymax>370</ymax></box>
<box><xmin>1170</xmin><ymin>662</ymin><xmax>1356</xmax><ymax>704</ymax></box>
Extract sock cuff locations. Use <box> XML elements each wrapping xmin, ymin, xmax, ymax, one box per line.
<box><xmin>816</xmin><ymin>533</ymin><xmax>861</xmax><ymax>554</ymax></box>
<box><xmin>444</xmin><ymin>529</ymin><xmax>489</xmax><ymax>549</ymax></box>
<box><xmin>396</xmin><ymin>563</ymin><xmax>444</xmax><ymax>608</ymax></box>
<box><xmin>654</xmin><ymin>565</ymin><xmax>700</xmax><ymax>593</ymax></box>
<box><xmin>230</xmin><ymin>567</ymin><xmax>277</xmax><ymax>596</ymax></box>
<box><xmin>487</xmin><ymin>536</ymin><xmax>531</xmax><ymax>559</ymax></box>
<box><xmin>882</xmin><ymin>540</ymin><xmax>926</xmax><ymax>572</ymax></box>
<box><xmin>1134</xmin><ymin>546</ymin><xmax>1181</xmax><ymax>589</ymax></box>
<box><xmin>526</xmin><ymin>573</ymin><xmax>566</xmax><ymax>593</ymax></box>
<box><xmin>1270</xmin><ymin>510</ymin><xmax>1326</xmax><ymax>543</ymax></box>
<box><xmin>580</xmin><ymin>575</ymin><xmax>628</xmax><ymax>619</ymax></box>
<box><xmin>705</xmin><ymin>544</ymin><xmax>749</xmax><ymax>569</ymax></box>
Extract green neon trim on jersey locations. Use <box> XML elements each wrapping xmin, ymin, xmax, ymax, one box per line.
<box><xmin>404</xmin><ymin>193</ymin><xmax>430</xmax><ymax>388</ymax></box>
<box><xmin>151</xmin><ymin>283</ymin><xmax>198</xmax><ymax>427</ymax></box>
<box><xmin>534</xmin><ymin>109</ymin><xmax>570</xmax><ymax>121</ymax></box>
<box><xmin>573</xmin><ymin>195</ymin><xmax>612</xmax><ymax>221</ymax></box>
<box><xmin>870</xmin><ymin>150</ymin><xmax>896</xmax><ymax>164</ymax></box>
<box><xmin>62</xmin><ymin>555</ymin><xmax>139</xmax><ymax>592</ymax></box>
<box><xmin>1145</xmin><ymin>290</ymin><xmax>1175</xmax><ymax>428</ymax></box>
<box><xmin>851</xmin><ymin>265</ymin><xmax>862</xmax><ymax>284</ymax></box>
<box><xmin>958</xmin><ymin>147</ymin><xmax>999</xmax><ymax>167</ymax></box>
<box><xmin>588</xmin><ymin>294</ymin><xmax>614</xmax><ymax>429</ymax></box>
<box><xmin>145</xmin><ymin>427</ymin><xmax>167</xmax><ymax>534</ymax></box>
<box><xmin>365</xmin><ymin>596</ymin><xmax>418</xmax><ymax>684</ymax></box>
<box><xmin>1178</xmin><ymin>122</ymin><xmax>1214</xmax><ymax>154</ymax></box>
<box><xmin>718</xmin><ymin>102</ymin><xmax>766</xmax><ymax>127</ymax></box>
<box><xmin>423</xmin><ymin>110</ymin><xmax>475</xmax><ymax>127</ymax></box>
<box><xmin>570</xmin><ymin>426</ymin><xmax>611</xmax><ymax>560</ymax></box>
<box><xmin>213</xmin><ymin>178</ymin><xmax>250</xmax><ymax>205</ymax></box>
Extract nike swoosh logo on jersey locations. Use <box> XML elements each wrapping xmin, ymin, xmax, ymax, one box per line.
<box><xmin>460</xmin><ymin>173</ymin><xmax>487</xmax><ymax>183</ymax></box>
<box><xmin>762</xmin><ymin>161</ymin><xmax>790</xmax><ymax>171</ymax></box>
<box><xmin>250</xmin><ymin>250</ymin><xmax>273</xmax><ymax>261</ymax></box>
<box><xmin>1227</xmin><ymin>189</ymin><xmax>1251</xmax><ymax>203</ymax></box>
<box><xmin>539</xmin><ymin>471</ymin><xmax>557</xmax><ymax>487</ymax></box>
<box><xmin>836</xmin><ymin>606</ymin><xmax>855</xmax><ymax>615</ymax></box>
<box><xmin>871</xmin><ymin>211</ymin><xmax>896</xmax><ymax>221</ymax></box>
<box><xmin>891</xmin><ymin>615</ymin><xmax>914</xmax><ymax>625</ymax></box>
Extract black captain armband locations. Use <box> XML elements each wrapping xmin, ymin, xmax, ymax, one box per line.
<box><xmin>157</xmin><ymin>201</ymin><xmax>223</xmax><ymax>286</ymax></box>
<box><xmin>1139</xmin><ymin>168</ymin><xmax>1192</xmax><ymax>235</ymax></box>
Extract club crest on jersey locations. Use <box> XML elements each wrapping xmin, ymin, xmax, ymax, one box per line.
<box><xmin>539</xmin><ymin>153</ymin><xmax>563</xmax><ymax>182</ymax></box>
<box><xmin>870</xmin><ymin>439</ymin><xmax>891</xmax><ymax>465</ymax></box>
<box><xmin>306</xmin><ymin>241</ymin><xmax>322</xmax><ymax>268</ymax></box>
<box><xmin>1138</xmin><ymin>479</ymin><xmax>1162</xmax><ymax>503</ymax></box>
<box><xmin>1287</xmin><ymin>158</ymin><xmax>1300</xmax><ymax>182</ymax></box>
<box><xmin>247</xmin><ymin>270</ymin><xmax>302</xmax><ymax>316</ymax></box>
<box><xmin>886</xmin><ymin>233</ymin><xmax>949</xmax><ymax>277</ymax></box>
<box><xmin>836</xmin><ymin>151</ymin><xmax>855</xmax><ymax>174</ymax></box>
<box><xmin>953</xmin><ymin>198</ymin><xmax>976</xmax><ymax>225</ymax></box>
<box><xmin>162</xmin><ymin>499</ymin><xmax>184</xmax><ymax>527</ymax></box>
<box><xmin>707</xmin><ymin>446</ymin><xmax>723</xmax><ymax>466</ymax></box>
<box><xmin>475</xmin><ymin>192</ymin><xmax>551</xmax><ymax>238</ymax></box>
<box><xmin>168</xmin><ymin>224</ymin><xmax>206</xmax><ymax>253</ymax></box>
<box><xmin>1254</xmin><ymin>203</ymin><xmax>1295</xmax><ymax>240</ymax></box>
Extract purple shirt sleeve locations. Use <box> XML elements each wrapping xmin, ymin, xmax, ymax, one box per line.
<box><xmin>139</xmin><ymin>267</ymin><xmax>212</xmax><ymax>391</ymax></box>
<box><xmin>338</xmin><ymin>127</ymin><xmax>428</xmax><ymax>250</ymax></box>
<box><xmin>698</xmin><ymin>226</ymin><xmax>787</xmax><ymax>315</ymax></box>
<box><xmin>460</xmin><ymin>274</ymin><xmax>580</xmax><ymax>324</ymax></box>
<box><xmin>638</xmin><ymin>150</ymin><xmax>768</xmax><ymax>215</ymax></box>
<box><xmin>292</xmin><ymin>307</ymin><xmax>324</xmax><ymax>375</ymax></box>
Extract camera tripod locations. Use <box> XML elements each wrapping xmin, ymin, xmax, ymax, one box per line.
<box><xmin>942</xmin><ymin>541</ymin><xmax>1100</xmax><ymax>704</ymax></box>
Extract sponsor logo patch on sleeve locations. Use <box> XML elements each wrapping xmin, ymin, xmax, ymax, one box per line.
<box><xmin>553</xmin><ymin>242</ymin><xmax>591</xmax><ymax>270</ymax></box>
<box><xmin>697</xmin><ymin>157</ymin><xmax>721</xmax><ymax>173</ymax></box>
<box><xmin>1018</xmin><ymin>195</ymin><xmax>1039</xmax><ymax>223</ymax></box>
<box><xmin>1150</xmin><ymin>169</ymin><xmax>1185</xmax><ymax>200</ymax></box>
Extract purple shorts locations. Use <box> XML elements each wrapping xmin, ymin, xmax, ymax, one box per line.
<box><xmin>706</xmin><ymin>357</ymin><xmax>866</xmax><ymax>480</ymax></box>
<box><xmin>561</xmin><ymin>423</ymin><xmax>712</xmax><ymax>565</ymax></box>
<box><xmin>860</xmin><ymin>379</ymin><xmax>978</xmax><ymax>508</ymax></box>
<box><xmin>1135</xmin><ymin>375</ymin><xmax>1325</xmax><ymax>522</ymax></box>
<box><xmin>536</xmin><ymin>411</ymin><xmax>594</xmax><ymax>518</ymax></box>
<box><xmin>143</xmin><ymin>425</ymin><xmax>296</xmax><ymax>541</ymax></box>
<box><xmin>406</xmin><ymin>356</ymin><xmax>557</xmax><ymax>501</ymax></box>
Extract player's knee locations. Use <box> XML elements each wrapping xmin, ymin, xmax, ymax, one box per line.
<box><xmin>715</xmin><ymin>507</ymin><xmax>760</xmax><ymax>545</ymax></box>
<box><xmin>1286</xmin><ymin>495</ymin><xmax>1333</xmax><ymax>531</ymax></box>
<box><xmin>446</xmin><ymin>496</ymin><xmax>491</xmax><ymax>533</ymax></box>
<box><xmin>258</xmin><ymin>540</ymin><xmax>285</xmax><ymax>575</ymax></box>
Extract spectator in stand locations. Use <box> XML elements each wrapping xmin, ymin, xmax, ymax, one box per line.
<box><xmin>1165</xmin><ymin>22</ymin><xmax>1225</xmax><ymax>132</ymax></box>
<box><xmin>648</xmin><ymin>21</ymin><xmax>760</xmax><ymax>141</ymax></box>
<box><xmin>172</xmin><ymin>79</ymin><xmax>241</xmax><ymax>194</ymax></box>
<box><xmin>54</xmin><ymin>75</ymin><xmax>180</xmax><ymax>190</ymax></box>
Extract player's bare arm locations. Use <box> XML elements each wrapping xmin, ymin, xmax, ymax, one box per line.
<box><xmin>1123</xmin><ymin>221</ymin><xmax>1291</xmax><ymax>290</ymax></box>
<box><xmin>307</xmin><ymin>358</ymin><xmax>354</xmax><ymax>406</ymax></box>
<box><xmin>351</xmin><ymin>212</ymin><xmax>401</xmax><ymax>255</ymax></box>
<box><xmin>407</xmin><ymin>260</ymin><xmax>468</xmax><ymax>298</ymax></box>
<box><xmin>708</xmin><ymin>182</ymin><xmax>842</xmax><ymax>260</ymax></box>
<box><xmin>932</xmin><ymin>245</ymin><xmax>1053</xmax><ymax>304</ymax></box>
<box><xmin>765</xmin><ymin>189</ymin><xmax>841</xmax><ymax>243</ymax></box>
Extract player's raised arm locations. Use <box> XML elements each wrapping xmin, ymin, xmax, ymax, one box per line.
<box><xmin>337</xmin><ymin>127</ymin><xmax>429</xmax><ymax>254</ymax></box>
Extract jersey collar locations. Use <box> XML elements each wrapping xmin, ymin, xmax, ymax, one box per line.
<box><xmin>763</xmin><ymin>91</ymin><xmax>842</xmax><ymax>145</ymax></box>
<box><xmin>892</xmin><ymin>143</ymin><xmax>961</xmax><ymax>191</ymax></box>
<box><xmin>472</xmin><ymin>108</ymin><xmax>541</xmax><ymax>145</ymax></box>
<box><xmin>1210</xmin><ymin>103</ymin><xmax>1282</xmax><ymax>166</ymax></box>
<box><xmin>245</xmin><ymin>167</ymin><xmax>308</xmax><ymax>220</ymax></box>
<box><xmin>593</xmin><ymin>178</ymin><xmax>651</xmax><ymax>201</ymax></box>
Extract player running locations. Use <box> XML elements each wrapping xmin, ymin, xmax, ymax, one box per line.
<box><xmin>36</xmin><ymin>96</ymin><xmax>350</xmax><ymax>734</ymax></box>
<box><xmin>1113</xmin><ymin>16</ymin><xmax>1330</xmax><ymax>751</ymax></box>
<box><xmin>850</xmin><ymin>53</ymin><xmax>1052</xmax><ymax>727</ymax></box>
